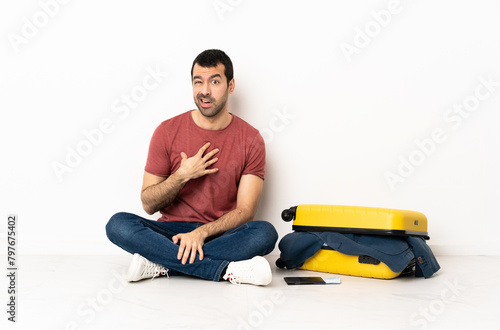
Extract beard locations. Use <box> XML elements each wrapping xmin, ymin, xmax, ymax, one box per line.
<box><xmin>194</xmin><ymin>90</ymin><xmax>229</xmax><ymax>118</ymax></box>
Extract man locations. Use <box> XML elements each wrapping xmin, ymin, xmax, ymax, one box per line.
<box><xmin>106</xmin><ymin>49</ymin><xmax>278</xmax><ymax>286</ymax></box>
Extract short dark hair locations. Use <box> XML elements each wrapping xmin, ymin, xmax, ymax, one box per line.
<box><xmin>191</xmin><ymin>49</ymin><xmax>234</xmax><ymax>84</ymax></box>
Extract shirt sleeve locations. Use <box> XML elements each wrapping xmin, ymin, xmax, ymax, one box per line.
<box><xmin>144</xmin><ymin>123</ymin><xmax>171</xmax><ymax>177</ymax></box>
<box><xmin>242</xmin><ymin>131</ymin><xmax>266</xmax><ymax>180</ymax></box>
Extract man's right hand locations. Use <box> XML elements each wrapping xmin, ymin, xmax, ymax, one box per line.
<box><xmin>141</xmin><ymin>142</ymin><xmax>219</xmax><ymax>215</ymax></box>
<box><xmin>175</xmin><ymin>142</ymin><xmax>219</xmax><ymax>183</ymax></box>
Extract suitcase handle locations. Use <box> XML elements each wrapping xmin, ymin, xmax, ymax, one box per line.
<box><xmin>281</xmin><ymin>206</ymin><xmax>298</xmax><ymax>222</ymax></box>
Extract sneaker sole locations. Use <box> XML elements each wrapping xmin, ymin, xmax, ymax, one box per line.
<box><xmin>253</xmin><ymin>256</ymin><xmax>272</xmax><ymax>286</ymax></box>
<box><xmin>126</xmin><ymin>253</ymin><xmax>142</xmax><ymax>282</ymax></box>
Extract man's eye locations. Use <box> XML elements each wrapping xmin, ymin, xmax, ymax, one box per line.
<box><xmin>194</xmin><ymin>81</ymin><xmax>201</xmax><ymax>85</ymax></box>
<box><xmin>211</xmin><ymin>80</ymin><xmax>219</xmax><ymax>85</ymax></box>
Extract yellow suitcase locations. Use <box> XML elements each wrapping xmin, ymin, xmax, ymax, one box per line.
<box><xmin>282</xmin><ymin>204</ymin><xmax>428</xmax><ymax>238</ymax></box>
<box><xmin>280</xmin><ymin>204</ymin><xmax>425</xmax><ymax>279</ymax></box>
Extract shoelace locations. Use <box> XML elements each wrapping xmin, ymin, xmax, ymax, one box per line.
<box><xmin>223</xmin><ymin>265</ymin><xmax>256</xmax><ymax>285</ymax></box>
<box><xmin>142</xmin><ymin>262</ymin><xmax>169</xmax><ymax>280</ymax></box>
<box><xmin>223</xmin><ymin>272</ymin><xmax>242</xmax><ymax>285</ymax></box>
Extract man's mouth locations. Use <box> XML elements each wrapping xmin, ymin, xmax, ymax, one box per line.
<box><xmin>199</xmin><ymin>97</ymin><xmax>213</xmax><ymax>107</ymax></box>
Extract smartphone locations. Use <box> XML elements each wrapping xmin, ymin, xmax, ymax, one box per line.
<box><xmin>284</xmin><ymin>277</ymin><xmax>326</xmax><ymax>285</ymax></box>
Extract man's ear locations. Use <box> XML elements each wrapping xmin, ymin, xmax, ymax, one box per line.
<box><xmin>228</xmin><ymin>78</ymin><xmax>235</xmax><ymax>94</ymax></box>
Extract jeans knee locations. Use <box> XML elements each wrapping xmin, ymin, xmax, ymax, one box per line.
<box><xmin>105</xmin><ymin>212</ymin><xmax>133</xmax><ymax>241</ymax></box>
<box><xmin>253</xmin><ymin>221</ymin><xmax>278</xmax><ymax>246</ymax></box>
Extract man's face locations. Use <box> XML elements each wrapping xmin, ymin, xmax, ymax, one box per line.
<box><xmin>192</xmin><ymin>63</ymin><xmax>234</xmax><ymax>118</ymax></box>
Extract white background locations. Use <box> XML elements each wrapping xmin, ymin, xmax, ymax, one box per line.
<box><xmin>1</xmin><ymin>0</ymin><xmax>499</xmax><ymax>255</ymax></box>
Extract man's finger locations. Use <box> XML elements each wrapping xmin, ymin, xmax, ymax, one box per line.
<box><xmin>203</xmin><ymin>168</ymin><xmax>218</xmax><ymax>175</ymax></box>
<box><xmin>180</xmin><ymin>239</ymin><xmax>192</xmax><ymax>264</ymax></box>
<box><xmin>176</xmin><ymin>237</ymin><xmax>186</xmax><ymax>260</ymax></box>
<box><xmin>205</xmin><ymin>157</ymin><xmax>219</xmax><ymax>167</ymax></box>
<box><xmin>203</xmin><ymin>148</ymin><xmax>219</xmax><ymax>161</ymax></box>
<box><xmin>182</xmin><ymin>246</ymin><xmax>192</xmax><ymax>265</ymax></box>
<box><xmin>198</xmin><ymin>246</ymin><xmax>204</xmax><ymax>261</ymax></box>
<box><xmin>189</xmin><ymin>246</ymin><xmax>198</xmax><ymax>264</ymax></box>
<box><xmin>198</xmin><ymin>142</ymin><xmax>211</xmax><ymax>156</ymax></box>
<box><xmin>177</xmin><ymin>245</ymin><xmax>184</xmax><ymax>261</ymax></box>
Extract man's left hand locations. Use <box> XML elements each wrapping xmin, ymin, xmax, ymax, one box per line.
<box><xmin>172</xmin><ymin>230</ymin><xmax>206</xmax><ymax>265</ymax></box>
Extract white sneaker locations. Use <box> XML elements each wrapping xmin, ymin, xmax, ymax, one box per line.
<box><xmin>223</xmin><ymin>256</ymin><xmax>272</xmax><ymax>286</ymax></box>
<box><xmin>126</xmin><ymin>253</ymin><xmax>169</xmax><ymax>282</ymax></box>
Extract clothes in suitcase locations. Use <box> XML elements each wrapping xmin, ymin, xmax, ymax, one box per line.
<box><xmin>277</xmin><ymin>205</ymin><xmax>439</xmax><ymax>279</ymax></box>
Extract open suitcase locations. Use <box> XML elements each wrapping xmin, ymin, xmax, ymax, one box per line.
<box><xmin>280</xmin><ymin>204</ymin><xmax>427</xmax><ymax>279</ymax></box>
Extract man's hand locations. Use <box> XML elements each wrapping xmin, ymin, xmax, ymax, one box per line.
<box><xmin>175</xmin><ymin>142</ymin><xmax>219</xmax><ymax>182</ymax></box>
<box><xmin>172</xmin><ymin>229</ymin><xmax>207</xmax><ymax>265</ymax></box>
<box><xmin>140</xmin><ymin>142</ymin><xmax>219</xmax><ymax>215</ymax></box>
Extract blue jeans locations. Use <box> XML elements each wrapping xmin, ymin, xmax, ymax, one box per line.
<box><xmin>105</xmin><ymin>212</ymin><xmax>278</xmax><ymax>281</ymax></box>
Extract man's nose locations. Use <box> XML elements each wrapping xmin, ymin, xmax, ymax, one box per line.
<box><xmin>201</xmin><ymin>82</ymin><xmax>211</xmax><ymax>95</ymax></box>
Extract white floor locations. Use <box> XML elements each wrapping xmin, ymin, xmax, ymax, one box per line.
<box><xmin>2</xmin><ymin>254</ymin><xmax>499</xmax><ymax>330</ymax></box>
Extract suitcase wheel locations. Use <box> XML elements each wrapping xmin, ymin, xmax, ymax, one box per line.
<box><xmin>281</xmin><ymin>206</ymin><xmax>298</xmax><ymax>222</ymax></box>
